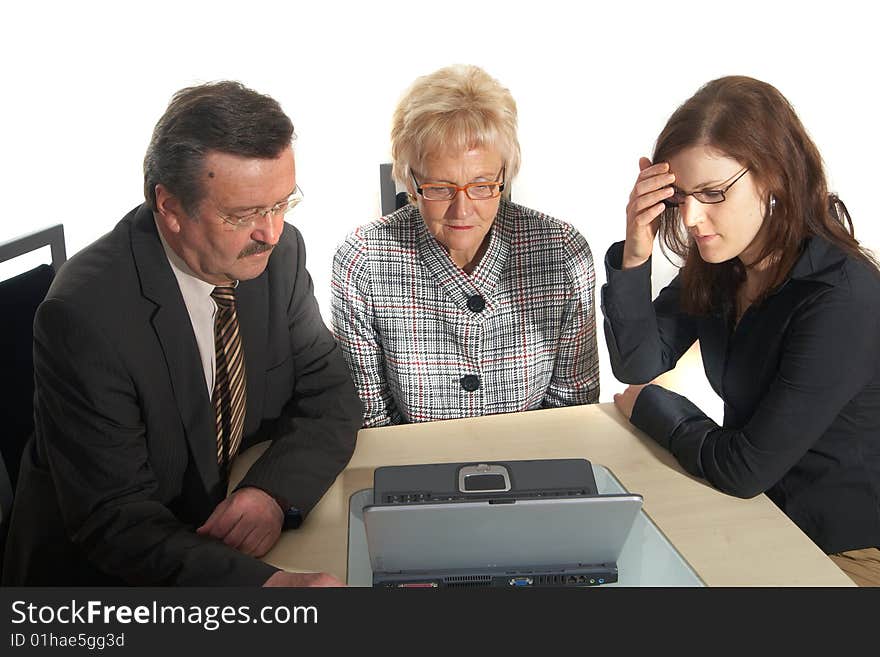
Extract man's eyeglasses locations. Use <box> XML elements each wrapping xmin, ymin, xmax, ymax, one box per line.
<box><xmin>663</xmin><ymin>168</ymin><xmax>749</xmax><ymax>208</ymax></box>
<box><xmin>410</xmin><ymin>167</ymin><xmax>505</xmax><ymax>201</ymax></box>
<box><xmin>216</xmin><ymin>185</ymin><xmax>304</xmax><ymax>227</ymax></box>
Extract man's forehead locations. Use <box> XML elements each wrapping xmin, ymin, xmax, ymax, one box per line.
<box><xmin>202</xmin><ymin>148</ymin><xmax>294</xmax><ymax>176</ymax></box>
<box><xmin>201</xmin><ymin>148</ymin><xmax>295</xmax><ymax>206</ymax></box>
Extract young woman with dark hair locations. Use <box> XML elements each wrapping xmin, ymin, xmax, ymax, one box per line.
<box><xmin>603</xmin><ymin>76</ymin><xmax>880</xmax><ymax>585</ymax></box>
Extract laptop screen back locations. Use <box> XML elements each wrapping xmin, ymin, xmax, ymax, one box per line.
<box><xmin>364</xmin><ymin>494</ymin><xmax>643</xmax><ymax>574</ymax></box>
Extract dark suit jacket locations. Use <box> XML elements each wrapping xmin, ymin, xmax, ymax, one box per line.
<box><xmin>2</xmin><ymin>204</ymin><xmax>362</xmax><ymax>585</ymax></box>
<box><xmin>602</xmin><ymin>237</ymin><xmax>880</xmax><ymax>554</ymax></box>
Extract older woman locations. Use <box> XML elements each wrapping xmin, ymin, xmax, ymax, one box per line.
<box><xmin>332</xmin><ymin>64</ymin><xmax>599</xmax><ymax>427</ymax></box>
<box><xmin>604</xmin><ymin>76</ymin><xmax>880</xmax><ymax>584</ymax></box>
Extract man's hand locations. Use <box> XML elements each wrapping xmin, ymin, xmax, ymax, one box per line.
<box><xmin>263</xmin><ymin>571</ymin><xmax>346</xmax><ymax>587</ymax></box>
<box><xmin>197</xmin><ymin>487</ymin><xmax>284</xmax><ymax>557</ymax></box>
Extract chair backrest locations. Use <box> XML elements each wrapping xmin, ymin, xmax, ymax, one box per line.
<box><xmin>0</xmin><ymin>451</ymin><xmax>11</xmax><ymax>533</ymax></box>
<box><xmin>0</xmin><ymin>225</ymin><xmax>66</xmax><ymax>499</ymax></box>
<box><xmin>0</xmin><ymin>225</ymin><xmax>66</xmax><ymax>580</ymax></box>
<box><xmin>379</xmin><ymin>163</ymin><xmax>409</xmax><ymax>216</ymax></box>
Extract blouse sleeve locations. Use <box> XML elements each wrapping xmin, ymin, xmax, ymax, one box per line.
<box><xmin>330</xmin><ymin>232</ymin><xmax>403</xmax><ymax>428</ymax></box>
<box><xmin>601</xmin><ymin>240</ymin><xmax>698</xmax><ymax>384</ymax></box>
<box><xmin>542</xmin><ymin>224</ymin><xmax>600</xmax><ymax>406</ymax></box>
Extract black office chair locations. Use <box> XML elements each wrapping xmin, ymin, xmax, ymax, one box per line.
<box><xmin>379</xmin><ymin>163</ymin><xmax>409</xmax><ymax>216</ymax></box>
<box><xmin>0</xmin><ymin>452</ymin><xmax>11</xmax><ymax>546</ymax></box>
<box><xmin>0</xmin><ymin>224</ymin><xmax>66</xmax><ymax>568</ymax></box>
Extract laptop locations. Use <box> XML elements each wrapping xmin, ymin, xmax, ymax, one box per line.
<box><xmin>371</xmin><ymin>458</ymin><xmax>599</xmax><ymax>505</ymax></box>
<box><xmin>363</xmin><ymin>460</ymin><xmax>643</xmax><ymax>588</ymax></box>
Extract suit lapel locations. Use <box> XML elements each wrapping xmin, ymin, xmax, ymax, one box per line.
<box><xmin>129</xmin><ymin>206</ymin><xmax>221</xmax><ymax>496</ymax></box>
<box><xmin>235</xmin><ymin>272</ymin><xmax>268</xmax><ymax>436</ymax></box>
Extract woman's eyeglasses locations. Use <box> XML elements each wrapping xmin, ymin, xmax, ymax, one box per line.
<box><xmin>663</xmin><ymin>168</ymin><xmax>749</xmax><ymax>208</ymax></box>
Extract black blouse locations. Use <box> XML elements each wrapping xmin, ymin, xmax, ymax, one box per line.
<box><xmin>602</xmin><ymin>237</ymin><xmax>880</xmax><ymax>554</ymax></box>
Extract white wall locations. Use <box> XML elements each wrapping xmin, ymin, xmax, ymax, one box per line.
<box><xmin>3</xmin><ymin>0</ymin><xmax>877</xmax><ymax>417</ymax></box>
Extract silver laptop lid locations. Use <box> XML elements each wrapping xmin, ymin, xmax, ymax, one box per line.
<box><xmin>363</xmin><ymin>494</ymin><xmax>643</xmax><ymax>574</ymax></box>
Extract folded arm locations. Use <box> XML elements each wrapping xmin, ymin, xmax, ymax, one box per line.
<box><xmin>237</xmin><ymin>227</ymin><xmax>363</xmax><ymax>516</ymax></box>
<box><xmin>630</xmin><ymin>283</ymin><xmax>879</xmax><ymax>498</ymax></box>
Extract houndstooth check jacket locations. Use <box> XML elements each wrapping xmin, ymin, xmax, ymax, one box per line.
<box><xmin>331</xmin><ymin>200</ymin><xmax>599</xmax><ymax>427</ymax></box>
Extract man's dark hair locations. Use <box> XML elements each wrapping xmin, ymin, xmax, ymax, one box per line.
<box><xmin>143</xmin><ymin>81</ymin><xmax>295</xmax><ymax>215</ymax></box>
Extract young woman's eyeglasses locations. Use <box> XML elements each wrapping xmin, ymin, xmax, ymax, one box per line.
<box><xmin>410</xmin><ymin>168</ymin><xmax>505</xmax><ymax>201</ymax></box>
<box><xmin>663</xmin><ymin>168</ymin><xmax>749</xmax><ymax>208</ymax></box>
<box><xmin>216</xmin><ymin>185</ymin><xmax>304</xmax><ymax>227</ymax></box>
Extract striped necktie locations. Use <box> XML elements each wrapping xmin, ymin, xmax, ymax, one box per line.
<box><xmin>211</xmin><ymin>285</ymin><xmax>246</xmax><ymax>473</ymax></box>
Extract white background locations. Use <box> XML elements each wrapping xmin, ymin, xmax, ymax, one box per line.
<box><xmin>3</xmin><ymin>0</ymin><xmax>878</xmax><ymax>417</ymax></box>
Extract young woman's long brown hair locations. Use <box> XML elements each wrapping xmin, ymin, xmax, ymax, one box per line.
<box><xmin>653</xmin><ymin>76</ymin><xmax>877</xmax><ymax>317</ymax></box>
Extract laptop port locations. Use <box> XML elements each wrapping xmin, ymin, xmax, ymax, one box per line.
<box><xmin>509</xmin><ymin>577</ymin><xmax>534</xmax><ymax>587</ymax></box>
<box><xmin>395</xmin><ymin>582</ymin><xmax>439</xmax><ymax>588</ymax></box>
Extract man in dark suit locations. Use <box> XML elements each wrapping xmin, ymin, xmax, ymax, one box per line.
<box><xmin>2</xmin><ymin>81</ymin><xmax>363</xmax><ymax>586</ymax></box>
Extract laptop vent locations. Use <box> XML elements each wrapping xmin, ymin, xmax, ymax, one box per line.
<box><xmin>443</xmin><ymin>575</ymin><xmax>492</xmax><ymax>588</ymax></box>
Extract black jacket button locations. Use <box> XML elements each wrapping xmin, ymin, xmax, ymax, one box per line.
<box><xmin>460</xmin><ymin>375</ymin><xmax>481</xmax><ymax>392</ymax></box>
<box><xmin>467</xmin><ymin>295</ymin><xmax>486</xmax><ymax>313</ymax></box>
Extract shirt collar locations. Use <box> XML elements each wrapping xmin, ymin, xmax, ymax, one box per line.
<box><xmin>153</xmin><ymin>216</ymin><xmax>233</xmax><ymax>301</ymax></box>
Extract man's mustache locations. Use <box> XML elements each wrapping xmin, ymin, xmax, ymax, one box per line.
<box><xmin>238</xmin><ymin>241</ymin><xmax>274</xmax><ymax>258</ymax></box>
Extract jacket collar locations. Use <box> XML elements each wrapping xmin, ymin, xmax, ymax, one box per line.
<box><xmin>786</xmin><ymin>235</ymin><xmax>848</xmax><ymax>286</ymax></box>
<box><xmin>413</xmin><ymin>200</ymin><xmax>512</xmax><ymax>314</ymax></box>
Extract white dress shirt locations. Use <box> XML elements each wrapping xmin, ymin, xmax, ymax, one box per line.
<box><xmin>155</xmin><ymin>218</ymin><xmax>225</xmax><ymax>397</ymax></box>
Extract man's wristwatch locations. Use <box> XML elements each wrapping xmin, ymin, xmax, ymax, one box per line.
<box><xmin>275</xmin><ymin>496</ymin><xmax>302</xmax><ymax>530</ymax></box>
<box><xmin>282</xmin><ymin>506</ymin><xmax>302</xmax><ymax>530</ymax></box>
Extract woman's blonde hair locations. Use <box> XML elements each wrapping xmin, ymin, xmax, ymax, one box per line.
<box><xmin>391</xmin><ymin>64</ymin><xmax>521</xmax><ymax>187</ymax></box>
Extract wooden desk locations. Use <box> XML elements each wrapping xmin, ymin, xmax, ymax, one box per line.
<box><xmin>231</xmin><ymin>403</ymin><xmax>854</xmax><ymax>586</ymax></box>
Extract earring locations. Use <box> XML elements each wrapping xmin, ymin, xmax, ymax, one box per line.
<box><xmin>407</xmin><ymin>192</ymin><xmax>417</xmax><ymax>204</ymax></box>
<box><xmin>768</xmin><ymin>194</ymin><xmax>776</xmax><ymax>217</ymax></box>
